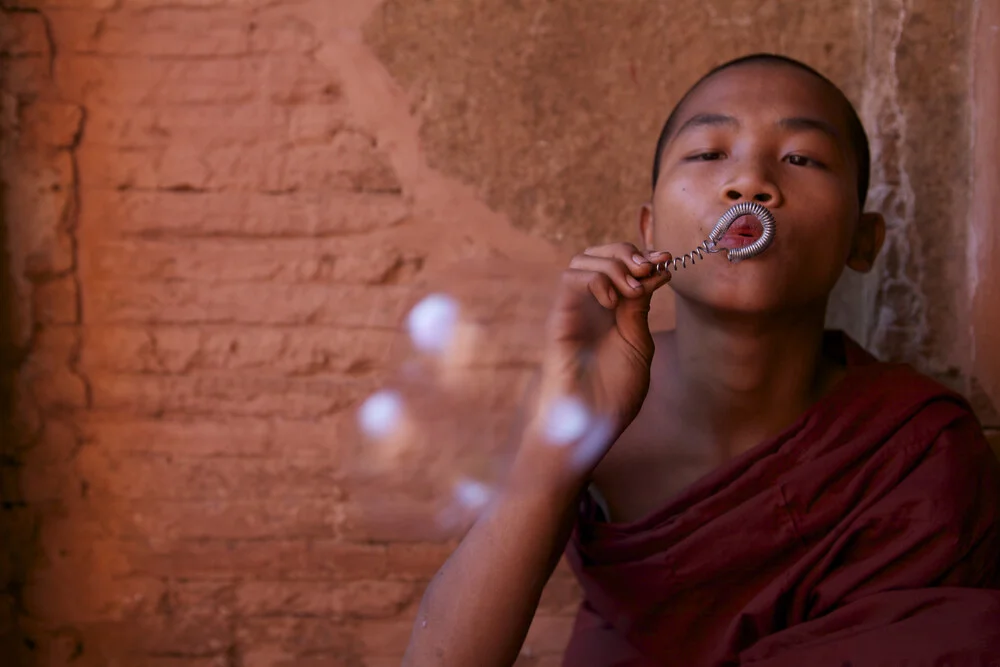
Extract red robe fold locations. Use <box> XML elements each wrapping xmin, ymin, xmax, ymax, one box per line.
<box><xmin>564</xmin><ymin>334</ymin><xmax>1000</xmax><ymax>666</ymax></box>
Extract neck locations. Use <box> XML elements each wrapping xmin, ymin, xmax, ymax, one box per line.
<box><xmin>670</xmin><ymin>297</ymin><xmax>837</xmax><ymax>457</ymax></box>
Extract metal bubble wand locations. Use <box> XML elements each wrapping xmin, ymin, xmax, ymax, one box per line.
<box><xmin>653</xmin><ymin>201</ymin><xmax>776</xmax><ymax>272</ymax></box>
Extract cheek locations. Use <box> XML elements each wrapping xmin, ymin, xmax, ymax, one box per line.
<box><xmin>653</xmin><ymin>178</ymin><xmax>712</xmax><ymax>236</ymax></box>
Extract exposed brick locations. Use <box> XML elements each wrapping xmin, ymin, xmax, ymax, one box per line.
<box><xmin>19</xmin><ymin>442</ymin><xmax>81</xmax><ymax>503</ymax></box>
<box><xmin>305</xmin><ymin>540</ymin><xmax>390</xmax><ymax>580</ymax></box>
<box><xmin>33</xmin><ymin>514</ymin><xmax>135</xmax><ymax>589</ymax></box>
<box><xmin>80</xmin><ymin>325</ymin><xmax>397</xmax><ymax>375</ymax></box>
<box><xmin>3</xmin><ymin>1</ymin><xmax>578</xmax><ymax>664</ymax></box>
<box><xmin>141</xmin><ymin>658</ymin><xmax>230</xmax><ymax>667</ymax></box>
<box><xmin>234</xmin><ymin>580</ymin><xmax>417</xmax><ymax>618</ymax></box>
<box><xmin>10</xmin><ymin>627</ymin><xmax>93</xmax><ymax>667</ymax></box>
<box><xmin>123</xmin><ymin>0</ymin><xmax>276</xmax><ymax>8</ymax></box>
<box><xmin>0</xmin><ymin>9</ymin><xmax>50</xmax><ymax>56</ymax></box>
<box><xmin>129</xmin><ymin>539</ymin><xmax>388</xmax><ymax>581</ymax></box>
<box><xmin>77</xmin><ymin>451</ymin><xmax>346</xmax><ymax>500</ymax></box>
<box><xmin>249</xmin><ymin>5</ymin><xmax>319</xmax><ymax>54</ymax></box>
<box><xmin>33</xmin><ymin>275</ymin><xmax>79</xmax><ymax>324</ymax></box>
<box><xmin>56</xmin><ymin>56</ymin><xmax>257</xmax><ymax>106</ymax></box>
<box><xmin>353</xmin><ymin>618</ymin><xmax>415</xmax><ymax>658</ymax></box>
<box><xmin>3</xmin><ymin>150</ymin><xmax>76</xmax><ymax>277</ymax></box>
<box><xmin>76</xmin><ymin>131</ymin><xmax>400</xmax><ymax>192</ymax></box>
<box><xmin>88</xmin><ymin>371</ymin><xmax>376</xmax><ymax>417</ymax></box>
<box><xmin>235</xmin><ymin>617</ymin><xmax>355</xmax><ymax>653</ymax></box>
<box><xmin>240</xmin><ymin>646</ymin><xmax>362</xmax><ymax>667</ymax></box>
<box><xmin>260</xmin><ymin>55</ymin><xmax>344</xmax><ymax>105</ymax></box>
<box><xmin>84</xmin><ymin>102</ymin><xmax>294</xmax><ymax>147</ymax></box>
<box><xmin>270</xmin><ymin>415</ymin><xmax>374</xmax><ymax>461</ymax></box>
<box><xmin>79</xmin><ymin>416</ymin><xmax>270</xmax><ymax>457</ymax></box>
<box><xmin>271</xmin><ymin>132</ymin><xmax>403</xmax><ymax>193</ymax></box>
<box><xmin>83</xmin><ymin>237</ymin><xmax>420</xmax><ymax>285</ymax></box>
<box><xmin>12</xmin><ymin>0</ymin><xmax>117</xmax><ymax>9</ymax></box>
<box><xmin>48</xmin><ymin>8</ymin><xmax>251</xmax><ymax>56</ymax></box>
<box><xmin>289</xmin><ymin>103</ymin><xmax>349</xmax><ymax>143</ymax></box>
<box><xmin>122</xmin><ymin>498</ymin><xmax>341</xmax><ymax>540</ymax></box>
<box><xmin>85</xmin><ymin>281</ymin><xmax>413</xmax><ymax>327</ymax></box>
<box><xmin>57</xmin><ymin>54</ymin><xmax>341</xmax><ymax>106</ymax></box>
<box><xmin>21</xmin><ymin>564</ymin><xmax>165</xmax><ymax>622</ymax></box>
<box><xmin>340</xmin><ymin>498</ymin><xmax>462</xmax><ymax>544</ymax></box>
<box><xmin>239</xmin><ymin>647</ymin><xmax>297</xmax><ymax>667</ymax></box>
<box><xmin>384</xmin><ymin>542</ymin><xmax>456</xmax><ymax>581</ymax></box>
<box><xmin>80</xmin><ymin>190</ymin><xmax>409</xmax><ymax>237</ymax></box>
<box><xmin>0</xmin><ymin>55</ymin><xmax>53</xmax><ymax>97</ymax></box>
<box><xmin>164</xmin><ymin>580</ymin><xmax>237</xmax><ymax>617</ymax></box>
<box><xmin>73</xmin><ymin>144</ymin><xmax>206</xmax><ymax>192</ymax></box>
<box><xmin>21</xmin><ymin>326</ymin><xmax>87</xmax><ymax>409</ymax></box>
<box><xmin>19</xmin><ymin>101</ymin><xmax>84</xmax><ymax>148</ymax></box>
<box><xmin>131</xmin><ymin>614</ymin><xmax>233</xmax><ymax>656</ymax></box>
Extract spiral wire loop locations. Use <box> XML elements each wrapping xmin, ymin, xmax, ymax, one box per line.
<box><xmin>655</xmin><ymin>201</ymin><xmax>776</xmax><ymax>272</ymax></box>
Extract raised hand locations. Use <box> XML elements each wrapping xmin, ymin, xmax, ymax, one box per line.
<box><xmin>522</xmin><ymin>242</ymin><xmax>672</xmax><ymax>489</ymax></box>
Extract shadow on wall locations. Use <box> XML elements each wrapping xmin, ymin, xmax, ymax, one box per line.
<box><xmin>0</xmin><ymin>169</ymin><xmax>31</xmax><ymax>663</ymax></box>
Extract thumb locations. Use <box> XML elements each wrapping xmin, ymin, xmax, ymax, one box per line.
<box><xmin>616</xmin><ymin>268</ymin><xmax>670</xmax><ymax>357</ymax></box>
<box><xmin>615</xmin><ymin>286</ymin><xmax>656</xmax><ymax>360</ymax></box>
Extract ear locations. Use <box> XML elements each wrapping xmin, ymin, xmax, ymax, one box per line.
<box><xmin>639</xmin><ymin>203</ymin><xmax>655</xmax><ymax>251</ymax></box>
<box><xmin>846</xmin><ymin>212</ymin><xmax>885</xmax><ymax>273</ymax></box>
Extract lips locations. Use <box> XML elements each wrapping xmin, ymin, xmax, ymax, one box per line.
<box><xmin>717</xmin><ymin>214</ymin><xmax>764</xmax><ymax>250</ymax></box>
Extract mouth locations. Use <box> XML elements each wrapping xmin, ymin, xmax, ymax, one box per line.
<box><xmin>716</xmin><ymin>214</ymin><xmax>764</xmax><ymax>250</ymax></box>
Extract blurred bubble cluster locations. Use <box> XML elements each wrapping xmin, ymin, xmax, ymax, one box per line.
<box><xmin>348</xmin><ymin>259</ymin><xmax>562</xmax><ymax>536</ymax></box>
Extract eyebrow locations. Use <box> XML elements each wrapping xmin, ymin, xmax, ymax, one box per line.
<box><xmin>674</xmin><ymin>113</ymin><xmax>739</xmax><ymax>138</ymax></box>
<box><xmin>673</xmin><ymin>113</ymin><xmax>842</xmax><ymax>142</ymax></box>
<box><xmin>777</xmin><ymin>116</ymin><xmax>841</xmax><ymax>140</ymax></box>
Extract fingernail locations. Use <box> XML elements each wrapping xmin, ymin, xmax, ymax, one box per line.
<box><xmin>607</xmin><ymin>287</ymin><xmax>618</xmax><ymax>305</ymax></box>
<box><xmin>632</xmin><ymin>254</ymin><xmax>649</xmax><ymax>265</ymax></box>
<box><xmin>626</xmin><ymin>275</ymin><xmax>641</xmax><ymax>289</ymax></box>
<box><xmin>650</xmin><ymin>251</ymin><xmax>670</xmax><ymax>259</ymax></box>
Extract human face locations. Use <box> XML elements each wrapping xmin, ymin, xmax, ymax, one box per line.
<box><xmin>642</xmin><ymin>63</ymin><xmax>867</xmax><ymax>315</ymax></box>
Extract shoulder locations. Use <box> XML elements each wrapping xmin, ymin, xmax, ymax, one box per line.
<box><xmin>817</xmin><ymin>332</ymin><xmax>975</xmax><ymax>441</ymax></box>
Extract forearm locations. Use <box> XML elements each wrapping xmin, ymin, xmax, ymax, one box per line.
<box><xmin>402</xmin><ymin>473</ymin><xmax>580</xmax><ymax>667</ymax></box>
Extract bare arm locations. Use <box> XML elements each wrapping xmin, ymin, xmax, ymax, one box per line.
<box><xmin>401</xmin><ymin>243</ymin><xmax>671</xmax><ymax>666</ymax></box>
<box><xmin>401</xmin><ymin>447</ymin><xmax>581</xmax><ymax>667</ymax></box>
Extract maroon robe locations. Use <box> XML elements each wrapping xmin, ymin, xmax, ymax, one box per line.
<box><xmin>564</xmin><ymin>334</ymin><xmax>1000</xmax><ymax>666</ymax></box>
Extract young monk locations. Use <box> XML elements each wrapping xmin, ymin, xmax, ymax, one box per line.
<box><xmin>401</xmin><ymin>54</ymin><xmax>1000</xmax><ymax>666</ymax></box>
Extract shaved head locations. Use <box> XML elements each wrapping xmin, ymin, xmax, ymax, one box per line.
<box><xmin>651</xmin><ymin>54</ymin><xmax>870</xmax><ymax>207</ymax></box>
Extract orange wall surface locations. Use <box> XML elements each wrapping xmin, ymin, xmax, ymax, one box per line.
<box><xmin>2</xmin><ymin>1</ymin><xmax>997</xmax><ymax>665</ymax></box>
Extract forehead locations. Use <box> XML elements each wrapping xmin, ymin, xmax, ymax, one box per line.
<box><xmin>673</xmin><ymin>63</ymin><xmax>851</xmax><ymax>136</ymax></box>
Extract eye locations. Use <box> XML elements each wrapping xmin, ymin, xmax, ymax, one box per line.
<box><xmin>686</xmin><ymin>151</ymin><xmax>725</xmax><ymax>162</ymax></box>
<box><xmin>784</xmin><ymin>154</ymin><xmax>825</xmax><ymax>168</ymax></box>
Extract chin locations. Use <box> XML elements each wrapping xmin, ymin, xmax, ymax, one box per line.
<box><xmin>670</xmin><ymin>268</ymin><xmax>832</xmax><ymax>316</ymax></box>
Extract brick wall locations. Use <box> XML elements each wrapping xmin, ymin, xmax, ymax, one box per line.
<box><xmin>1</xmin><ymin>2</ymin><xmax>997</xmax><ymax>667</ymax></box>
<box><xmin>0</xmin><ymin>2</ymin><xmax>570</xmax><ymax>665</ymax></box>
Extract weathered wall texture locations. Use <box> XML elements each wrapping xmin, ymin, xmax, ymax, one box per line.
<box><xmin>0</xmin><ymin>0</ymin><xmax>996</xmax><ymax>665</ymax></box>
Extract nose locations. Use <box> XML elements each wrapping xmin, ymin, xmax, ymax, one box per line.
<box><xmin>721</xmin><ymin>160</ymin><xmax>782</xmax><ymax>207</ymax></box>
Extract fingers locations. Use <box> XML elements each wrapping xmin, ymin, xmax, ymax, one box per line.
<box><xmin>579</xmin><ymin>243</ymin><xmax>672</xmax><ymax>277</ymax></box>
<box><xmin>562</xmin><ymin>243</ymin><xmax>673</xmax><ymax>310</ymax></box>
<box><xmin>561</xmin><ymin>269</ymin><xmax>617</xmax><ymax>309</ymax></box>
<box><xmin>580</xmin><ymin>242</ymin><xmax>653</xmax><ymax>273</ymax></box>
<box><xmin>569</xmin><ymin>254</ymin><xmax>649</xmax><ymax>299</ymax></box>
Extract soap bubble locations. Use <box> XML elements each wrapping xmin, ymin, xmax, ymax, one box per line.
<box><xmin>407</xmin><ymin>293</ymin><xmax>459</xmax><ymax>354</ymax></box>
<box><xmin>453</xmin><ymin>477</ymin><xmax>493</xmax><ymax>511</ymax></box>
<box><xmin>357</xmin><ymin>390</ymin><xmax>404</xmax><ymax>440</ymax></box>
<box><xmin>542</xmin><ymin>395</ymin><xmax>591</xmax><ymax>446</ymax></box>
